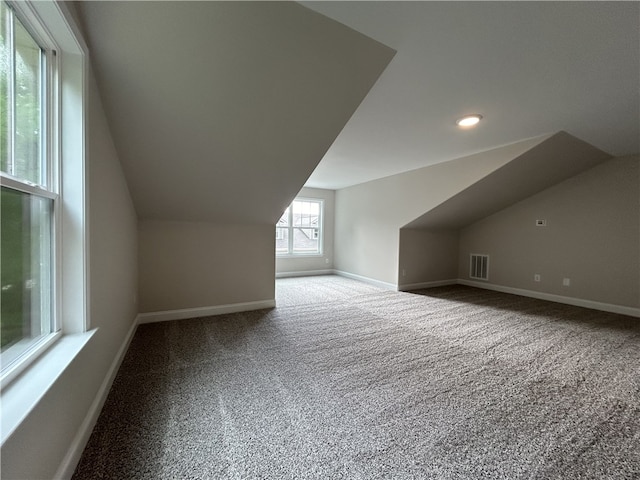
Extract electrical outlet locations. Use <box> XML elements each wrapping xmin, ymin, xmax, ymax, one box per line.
<box><xmin>534</xmin><ymin>274</ymin><xmax>541</xmax><ymax>282</ymax></box>
<box><xmin>563</xmin><ymin>278</ymin><xmax>571</xmax><ymax>287</ymax></box>
<box><xmin>402</xmin><ymin>269</ymin><xmax>406</xmax><ymax>277</ymax></box>
<box><xmin>536</xmin><ymin>219</ymin><xmax>547</xmax><ymax>227</ymax></box>
<box><xmin>325</xmin><ymin>258</ymin><xmax>329</xmax><ymax>264</ymax></box>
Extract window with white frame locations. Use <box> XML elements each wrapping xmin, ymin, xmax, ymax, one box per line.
<box><xmin>276</xmin><ymin>198</ymin><xmax>323</xmax><ymax>256</ymax></box>
<box><xmin>0</xmin><ymin>0</ymin><xmax>86</xmax><ymax>387</ymax></box>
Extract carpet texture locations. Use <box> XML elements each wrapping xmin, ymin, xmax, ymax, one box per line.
<box><xmin>275</xmin><ymin>275</ymin><xmax>384</xmax><ymax>307</ymax></box>
<box><xmin>73</xmin><ymin>278</ymin><xmax>640</xmax><ymax>479</ymax></box>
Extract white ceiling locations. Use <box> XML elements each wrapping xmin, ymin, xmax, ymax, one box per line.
<box><xmin>77</xmin><ymin>1</ymin><xmax>393</xmax><ymax>223</ymax></box>
<box><xmin>403</xmin><ymin>132</ymin><xmax>611</xmax><ymax>230</ymax></box>
<box><xmin>302</xmin><ymin>1</ymin><xmax>640</xmax><ymax>190</ymax></box>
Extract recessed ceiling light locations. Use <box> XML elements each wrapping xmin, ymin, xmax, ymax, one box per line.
<box><xmin>456</xmin><ymin>114</ymin><xmax>483</xmax><ymax>128</ymax></box>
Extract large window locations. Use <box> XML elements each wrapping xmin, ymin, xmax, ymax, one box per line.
<box><xmin>276</xmin><ymin>198</ymin><xmax>323</xmax><ymax>256</ymax></box>
<box><xmin>0</xmin><ymin>1</ymin><xmax>85</xmax><ymax>384</ymax></box>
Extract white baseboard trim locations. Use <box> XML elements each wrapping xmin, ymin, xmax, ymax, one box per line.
<box><xmin>458</xmin><ymin>279</ymin><xmax>640</xmax><ymax>318</ymax></box>
<box><xmin>398</xmin><ymin>279</ymin><xmax>458</xmax><ymax>291</ymax></box>
<box><xmin>137</xmin><ymin>299</ymin><xmax>276</xmax><ymax>324</ymax></box>
<box><xmin>276</xmin><ymin>269</ymin><xmax>334</xmax><ymax>279</ymax></box>
<box><xmin>54</xmin><ymin>315</ymin><xmax>139</xmax><ymax>480</ymax></box>
<box><xmin>333</xmin><ymin>270</ymin><xmax>397</xmax><ymax>291</ymax></box>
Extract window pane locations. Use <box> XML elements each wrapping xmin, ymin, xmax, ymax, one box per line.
<box><xmin>1</xmin><ymin>187</ymin><xmax>53</xmax><ymax>363</ymax></box>
<box><xmin>292</xmin><ymin>200</ymin><xmax>319</xmax><ymax>216</ymax></box>
<box><xmin>292</xmin><ymin>227</ymin><xmax>319</xmax><ymax>254</ymax></box>
<box><xmin>1</xmin><ymin>2</ymin><xmax>10</xmax><ymax>174</ymax></box>
<box><xmin>277</xmin><ymin>199</ymin><xmax>321</xmax><ymax>255</ymax></box>
<box><xmin>13</xmin><ymin>13</ymin><xmax>42</xmax><ymax>185</ymax></box>
<box><xmin>275</xmin><ymin>227</ymin><xmax>289</xmax><ymax>253</ymax></box>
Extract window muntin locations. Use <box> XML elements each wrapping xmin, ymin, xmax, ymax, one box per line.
<box><xmin>1</xmin><ymin>1</ymin><xmax>57</xmax><ymax>378</ymax></box>
<box><xmin>276</xmin><ymin>198</ymin><xmax>323</xmax><ymax>256</ymax></box>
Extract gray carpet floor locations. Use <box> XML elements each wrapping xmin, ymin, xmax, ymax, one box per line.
<box><xmin>73</xmin><ymin>276</ymin><xmax>640</xmax><ymax>479</ymax></box>
<box><xmin>275</xmin><ymin>274</ymin><xmax>384</xmax><ymax>307</ymax></box>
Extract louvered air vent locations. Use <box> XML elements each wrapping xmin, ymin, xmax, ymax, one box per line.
<box><xmin>470</xmin><ymin>254</ymin><xmax>489</xmax><ymax>280</ymax></box>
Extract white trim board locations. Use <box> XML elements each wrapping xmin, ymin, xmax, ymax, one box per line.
<box><xmin>137</xmin><ymin>299</ymin><xmax>276</xmax><ymax>324</ymax></box>
<box><xmin>55</xmin><ymin>316</ymin><xmax>139</xmax><ymax>480</ymax></box>
<box><xmin>333</xmin><ymin>270</ymin><xmax>397</xmax><ymax>291</ymax></box>
<box><xmin>459</xmin><ymin>279</ymin><xmax>640</xmax><ymax>318</ymax></box>
<box><xmin>276</xmin><ymin>269</ymin><xmax>333</xmax><ymax>279</ymax></box>
<box><xmin>398</xmin><ymin>279</ymin><xmax>458</xmax><ymax>292</ymax></box>
<box><xmin>1</xmin><ymin>331</ymin><xmax>95</xmax><ymax>447</ymax></box>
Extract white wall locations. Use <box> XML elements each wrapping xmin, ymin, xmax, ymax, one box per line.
<box><xmin>276</xmin><ymin>187</ymin><xmax>335</xmax><ymax>276</ymax></box>
<box><xmin>334</xmin><ymin>137</ymin><xmax>547</xmax><ymax>285</ymax></box>
<box><xmin>398</xmin><ymin>229</ymin><xmax>459</xmax><ymax>288</ymax></box>
<box><xmin>138</xmin><ymin>221</ymin><xmax>275</xmax><ymax>313</ymax></box>
<box><xmin>0</xmin><ymin>69</ymin><xmax>139</xmax><ymax>479</ymax></box>
<box><xmin>458</xmin><ymin>155</ymin><xmax>640</xmax><ymax>308</ymax></box>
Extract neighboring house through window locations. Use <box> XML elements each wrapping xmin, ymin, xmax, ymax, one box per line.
<box><xmin>276</xmin><ymin>198</ymin><xmax>323</xmax><ymax>256</ymax></box>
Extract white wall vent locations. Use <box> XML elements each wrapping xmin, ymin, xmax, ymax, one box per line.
<box><xmin>470</xmin><ymin>254</ymin><xmax>489</xmax><ymax>280</ymax></box>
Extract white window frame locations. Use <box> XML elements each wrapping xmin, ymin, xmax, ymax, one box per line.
<box><xmin>0</xmin><ymin>0</ymin><xmax>87</xmax><ymax>389</ymax></box>
<box><xmin>276</xmin><ymin>197</ymin><xmax>323</xmax><ymax>257</ymax></box>
<box><xmin>1</xmin><ymin>0</ymin><xmax>60</xmax><ymax>383</ymax></box>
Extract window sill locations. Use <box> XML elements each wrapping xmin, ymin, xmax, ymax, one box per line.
<box><xmin>276</xmin><ymin>254</ymin><xmax>324</xmax><ymax>259</ymax></box>
<box><xmin>1</xmin><ymin>329</ymin><xmax>96</xmax><ymax>445</ymax></box>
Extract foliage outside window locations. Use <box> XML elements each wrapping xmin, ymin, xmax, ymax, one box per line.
<box><xmin>276</xmin><ymin>198</ymin><xmax>323</xmax><ymax>256</ymax></box>
<box><xmin>1</xmin><ymin>1</ymin><xmax>57</xmax><ymax>374</ymax></box>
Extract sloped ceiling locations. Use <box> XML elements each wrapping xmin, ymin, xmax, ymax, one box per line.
<box><xmin>303</xmin><ymin>1</ymin><xmax>640</xmax><ymax>189</ymax></box>
<box><xmin>403</xmin><ymin>132</ymin><xmax>612</xmax><ymax>230</ymax></box>
<box><xmin>76</xmin><ymin>1</ymin><xmax>394</xmax><ymax>223</ymax></box>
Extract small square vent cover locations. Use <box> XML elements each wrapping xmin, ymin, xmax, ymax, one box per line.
<box><xmin>470</xmin><ymin>254</ymin><xmax>489</xmax><ymax>280</ymax></box>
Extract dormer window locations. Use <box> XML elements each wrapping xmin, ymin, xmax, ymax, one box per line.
<box><xmin>276</xmin><ymin>198</ymin><xmax>323</xmax><ymax>256</ymax></box>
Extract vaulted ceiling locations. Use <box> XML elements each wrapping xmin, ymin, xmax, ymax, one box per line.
<box><xmin>403</xmin><ymin>132</ymin><xmax>612</xmax><ymax>230</ymax></box>
<box><xmin>303</xmin><ymin>1</ymin><xmax>640</xmax><ymax>189</ymax></box>
<box><xmin>77</xmin><ymin>1</ymin><xmax>639</xmax><ymax>225</ymax></box>
<box><xmin>77</xmin><ymin>1</ymin><xmax>394</xmax><ymax>223</ymax></box>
